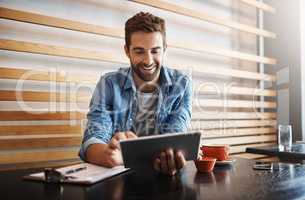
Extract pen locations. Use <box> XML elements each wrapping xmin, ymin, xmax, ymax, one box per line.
<box><xmin>65</xmin><ymin>166</ymin><xmax>87</xmax><ymax>175</ymax></box>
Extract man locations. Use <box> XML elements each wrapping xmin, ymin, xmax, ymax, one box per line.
<box><xmin>79</xmin><ymin>12</ymin><xmax>192</xmax><ymax>176</ymax></box>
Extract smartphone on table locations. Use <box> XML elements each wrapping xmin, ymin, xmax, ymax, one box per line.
<box><xmin>252</xmin><ymin>161</ymin><xmax>273</xmax><ymax>170</ymax></box>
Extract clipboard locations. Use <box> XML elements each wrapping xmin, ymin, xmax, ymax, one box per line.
<box><xmin>23</xmin><ymin>163</ymin><xmax>129</xmax><ymax>185</ymax></box>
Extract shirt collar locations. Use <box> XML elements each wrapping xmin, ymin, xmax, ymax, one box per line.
<box><xmin>123</xmin><ymin>68</ymin><xmax>136</xmax><ymax>91</ymax></box>
<box><xmin>160</xmin><ymin>66</ymin><xmax>173</xmax><ymax>86</ymax></box>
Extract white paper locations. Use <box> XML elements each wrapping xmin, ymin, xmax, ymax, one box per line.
<box><xmin>25</xmin><ymin>163</ymin><xmax>129</xmax><ymax>184</ymax></box>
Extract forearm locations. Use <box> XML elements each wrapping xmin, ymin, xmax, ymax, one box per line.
<box><xmin>85</xmin><ymin>131</ymin><xmax>137</xmax><ymax>167</ymax></box>
<box><xmin>86</xmin><ymin>143</ymin><xmax>111</xmax><ymax>167</ymax></box>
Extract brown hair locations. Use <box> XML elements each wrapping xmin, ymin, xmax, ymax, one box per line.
<box><xmin>125</xmin><ymin>12</ymin><xmax>166</xmax><ymax>49</ymax></box>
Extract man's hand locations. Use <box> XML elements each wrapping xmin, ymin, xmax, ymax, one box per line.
<box><xmin>153</xmin><ymin>148</ymin><xmax>186</xmax><ymax>176</ymax></box>
<box><xmin>86</xmin><ymin>131</ymin><xmax>137</xmax><ymax>167</ymax></box>
<box><xmin>109</xmin><ymin>131</ymin><xmax>137</xmax><ymax>150</ymax></box>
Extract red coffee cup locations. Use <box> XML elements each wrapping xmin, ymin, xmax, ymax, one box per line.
<box><xmin>194</xmin><ymin>157</ymin><xmax>216</xmax><ymax>173</ymax></box>
<box><xmin>200</xmin><ymin>144</ymin><xmax>229</xmax><ymax>161</ymax></box>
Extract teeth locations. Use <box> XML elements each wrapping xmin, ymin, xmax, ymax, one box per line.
<box><xmin>144</xmin><ymin>68</ymin><xmax>153</xmax><ymax>70</ymax></box>
<box><xmin>143</xmin><ymin>66</ymin><xmax>155</xmax><ymax>70</ymax></box>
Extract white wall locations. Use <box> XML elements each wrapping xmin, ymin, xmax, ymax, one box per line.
<box><xmin>264</xmin><ymin>0</ymin><xmax>303</xmax><ymax>141</ymax></box>
<box><xmin>301</xmin><ymin>0</ymin><xmax>305</xmax><ymax>141</ymax></box>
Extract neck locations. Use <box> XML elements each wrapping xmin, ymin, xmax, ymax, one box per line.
<box><xmin>132</xmin><ymin>72</ymin><xmax>160</xmax><ymax>93</ymax></box>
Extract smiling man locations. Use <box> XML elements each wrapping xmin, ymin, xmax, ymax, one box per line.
<box><xmin>79</xmin><ymin>12</ymin><xmax>192</xmax><ymax>176</ymax></box>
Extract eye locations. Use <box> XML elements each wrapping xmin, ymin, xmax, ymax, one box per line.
<box><xmin>151</xmin><ymin>49</ymin><xmax>161</xmax><ymax>54</ymax></box>
<box><xmin>134</xmin><ymin>50</ymin><xmax>144</xmax><ymax>55</ymax></box>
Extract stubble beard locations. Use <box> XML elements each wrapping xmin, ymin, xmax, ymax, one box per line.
<box><xmin>131</xmin><ymin>62</ymin><xmax>161</xmax><ymax>82</ymax></box>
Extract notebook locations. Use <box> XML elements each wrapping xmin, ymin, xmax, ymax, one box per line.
<box><xmin>23</xmin><ymin>163</ymin><xmax>129</xmax><ymax>185</ymax></box>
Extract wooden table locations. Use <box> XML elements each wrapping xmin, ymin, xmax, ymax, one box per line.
<box><xmin>2</xmin><ymin>158</ymin><xmax>305</xmax><ymax>200</ymax></box>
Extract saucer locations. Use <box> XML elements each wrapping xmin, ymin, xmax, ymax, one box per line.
<box><xmin>215</xmin><ymin>158</ymin><xmax>236</xmax><ymax>165</ymax></box>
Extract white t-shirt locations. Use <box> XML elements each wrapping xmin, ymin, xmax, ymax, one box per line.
<box><xmin>133</xmin><ymin>90</ymin><xmax>159</xmax><ymax>136</ymax></box>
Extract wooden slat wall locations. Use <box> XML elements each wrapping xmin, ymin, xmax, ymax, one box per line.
<box><xmin>0</xmin><ymin>0</ymin><xmax>277</xmax><ymax>168</ymax></box>
<box><xmin>0</xmin><ymin>7</ymin><xmax>276</xmax><ymax>64</ymax></box>
<box><xmin>130</xmin><ymin>0</ymin><xmax>276</xmax><ymax>38</ymax></box>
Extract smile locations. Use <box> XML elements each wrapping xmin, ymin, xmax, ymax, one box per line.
<box><xmin>142</xmin><ymin>65</ymin><xmax>156</xmax><ymax>71</ymax></box>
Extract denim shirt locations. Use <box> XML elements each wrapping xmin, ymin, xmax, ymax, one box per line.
<box><xmin>79</xmin><ymin>66</ymin><xmax>192</xmax><ymax>160</ymax></box>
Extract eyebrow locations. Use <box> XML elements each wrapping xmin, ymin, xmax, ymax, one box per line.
<box><xmin>132</xmin><ymin>47</ymin><xmax>162</xmax><ymax>51</ymax></box>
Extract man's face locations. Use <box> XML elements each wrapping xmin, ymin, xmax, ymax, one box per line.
<box><xmin>125</xmin><ymin>31</ymin><xmax>165</xmax><ymax>82</ymax></box>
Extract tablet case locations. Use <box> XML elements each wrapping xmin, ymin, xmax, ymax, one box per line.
<box><xmin>120</xmin><ymin>131</ymin><xmax>201</xmax><ymax>169</ymax></box>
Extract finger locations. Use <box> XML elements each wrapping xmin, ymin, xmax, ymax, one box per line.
<box><xmin>160</xmin><ymin>152</ymin><xmax>168</xmax><ymax>174</ymax></box>
<box><xmin>109</xmin><ymin>138</ymin><xmax>120</xmax><ymax>150</ymax></box>
<box><xmin>114</xmin><ymin>132</ymin><xmax>127</xmax><ymax>141</ymax></box>
<box><xmin>112</xmin><ymin>148</ymin><xmax>123</xmax><ymax>166</ymax></box>
<box><xmin>108</xmin><ymin>148</ymin><xmax>123</xmax><ymax>166</ymax></box>
<box><xmin>104</xmin><ymin>147</ymin><xmax>117</xmax><ymax>167</ymax></box>
<box><xmin>110</xmin><ymin>132</ymin><xmax>127</xmax><ymax>150</ymax></box>
<box><xmin>166</xmin><ymin>148</ymin><xmax>176</xmax><ymax>176</ymax></box>
<box><xmin>153</xmin><ymin>158</ymin><xmax>161</xmax><ymax>172</ymax></box>
<box><xmin>125</xmin><ymin>131</ymin><xmax>138</xmax><ymax>139</ymax></box>
<box><xmin>175</xmin><ymin>150</ymin><xmax>186</xmax><ymax>170</ymax></box>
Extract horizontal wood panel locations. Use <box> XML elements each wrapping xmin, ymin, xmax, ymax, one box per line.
<box><xmin>192</xmin><ymin>112</ymin><xmax>276</xmax><ymax>120</ymax></box>
<box><xmin>197</xmin><ymin>85</ymin><xmax>276</xmax><ymax>97</ymax></box>
<box><xmin>201</xmin><ymin>127</ymin><xmax>276</xmax><ymax>138</ymax></box>
<box><xmin>0</xmin><ymin>159</ymin><xmax>81</xmax><ymax>171</ymax></box>
<box><xmin>131</xmin><ymin>0</ymin><xmax>276</xmax><ymax>39</ymax></box>
<box><xmin>240</xmin><ymin>0</ymin><xmax>276</xmax><ymax>13</ymax></box>
<box><xmin>195</xmin><ymin>99</ymin><xmax>276</xmax><ymax>108</ymax></box>
<box><xmin>0</xmin><ymin>149</ymin><xmax>79</xmax><ymax>164</ymax></box>
<box><xmin>0</xmin><ymin>67</ymin><xmax>276</xmax><ymax>94</ymax></box>
<box><xmin>0</xmin><ymin>67</ymin><xmax>56</xmax><ymax>81</ymax></box>
<box><xmin>191</xmin><ymin>120</ymin><xmax>276</xmax><ymax>130</ymax></box>
<box><xmin>0</xmin><ymin>67</ymin><xmax>99</xmax><ymax>83</ymax></box>
<box><xmin>231</xmin><ymin>153</ymin><xmax>270</xmax><ymax>159</ymax></box>
<box><xmin>0</xmin><ymin>135</ymin><xmax>81</xmax><ymax>150</ymax></box>
<box><xmin>0</xmin><ymin>66</ymin><xmax>276</xmax><ymax>86</ymax></box>
<box><xmin>184</xmin><ymin>65</ymin><xmax>275</xmax><ymax>81</ymax></box>
<box><xmin>0</xmin><ymin>123</ymin><xmax>275</xmax><ymax>136</ymax></box>
<box><xmin>0</xmin><ymin>64</ymin><xmax>276</xmax><ymax>83</ymax></box>
<box><xmin>171</xmin><ymin>40</ymin><xmax>276</xmax><ymax>65</ymax></box>
<box><xmin>0</xmin><ymin>125</ymin><xmax>82</xmax><ymax>135</ymax></box>
<box><xmin>0</xmin><ymin>90</ymin><xmax>276</xmax><ymax>106</ymax></box>
<box><xmin>0</xmin><ymin>7</ymin><xmax>124</xmax><ymax>38</ymax></box>
<box><xmin>0</xmin><ymin>90</ymin><xmax>90</xmax><ymax>103</ymax></box>
<box><xmin>0</xmin><ymin>111</ymin><xmax>275</xmax><ymax>121</ymax></box>
<box><xmin>0</xmin><ymin>39</ymin><xmax>128</xmax><ymax>63</ymax></box>
<box><xmin>0</xmin><ymin>90</ymin><xmax>276</xmax><ymax>111</ymax></box>
<box><xmin>202</xmin><ymin>134</ymin><xmax>276</xmax><ymax>145</ymax></box>
<box><xmin>0</xmin><ymin>111</ymin><xmax>86</xmax><ymax>121</ymax></box>
<box><xmin>0</xmin><ymin>7</ymin><xmax>276</xmax><ymax>65</ymax></box>
<box><xmin>229</xmin><ymin>142</ymin><xmax>277</xmax><ymax>154</ymax></box>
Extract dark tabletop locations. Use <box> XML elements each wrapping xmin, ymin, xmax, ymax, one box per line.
<box><xmin>246</xmin><ymin>143</ymin><xmax>305</xmax><ymax>161</ymax></box>
<box><xmin>2</xmin><ymin>158</ymin><xmax>305</xmax><ymax>200</ymax></box>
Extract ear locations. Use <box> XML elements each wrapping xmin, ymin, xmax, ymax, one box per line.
<box><xmin>124</xmin><ymin>45</ymin><xmax>130</xmax><ymax>59</ymax></box>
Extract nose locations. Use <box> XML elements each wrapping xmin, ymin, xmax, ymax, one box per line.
<box><xmin>143</xmin><ymin>52</ymin><xmax>154</xmax><ymax>66</ymax></box>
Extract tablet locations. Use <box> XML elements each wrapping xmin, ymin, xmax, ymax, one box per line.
<box><xmin>120</xmin><ymin>131</ymin><xmax>201</xmax><ymax>169</ymax></box>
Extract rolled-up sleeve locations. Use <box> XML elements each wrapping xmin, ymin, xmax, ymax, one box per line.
<box><xmin>79</xmin><ymin>76</ymin><xmax>114</xmax><ymax>161</ymax></box>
